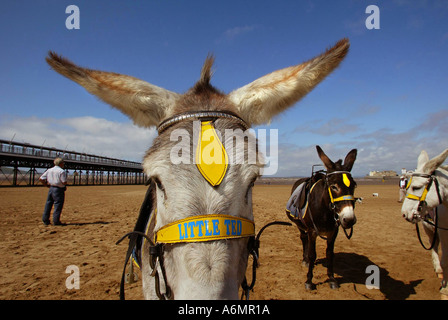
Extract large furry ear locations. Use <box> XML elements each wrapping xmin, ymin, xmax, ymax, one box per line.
<box><xmin>46</xmin><ymin>52</ymin><xmax>180</xmax><ymax>128</ymax></box>
<box><xmin>422</xmin><ymin>149</ymin><xmax>448</xmax><ymax>174</ymax></box>
<box><xmin>316</xmin><ymin>145</ymin><xmax>335</xmax><ymax>171</ymax></box>
<box><xmin>228</xmin><ymin>39</ymin><xmax>349</xmax><ymax>126</ymax></box>
<box><xmin>342</xmin><ymin>149</ymin><xmax>357</xmax><ymax>172</ymax></box>
<box><xmin>416</xmin><ymin>150</ymin><xmax>430</xmax><ymax>171</ymax></box>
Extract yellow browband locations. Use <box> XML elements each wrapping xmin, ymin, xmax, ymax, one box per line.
<box><xmin>327</xmin><ymin>172</ymin><xmax>355</xmax><ymax>204</ymax></box>
<box><xmin>154</xmin><ymin>214</ymin><xmax>255</xmax><ymax>244</ymax></box>
<box><xmin>328</xmin><ymin>187</ymin><xmax>355</xmax><ymax>203</ymax></box>
<box><xmin>405</xmin><ymin>176</ymin><xmax>430</xmax><ymax>202</ymax></box>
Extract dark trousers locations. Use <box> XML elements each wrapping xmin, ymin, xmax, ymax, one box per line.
<box><xmin>42</xmin><ymin>186</ymin><xmax>66</xmax><ymax>223</ymax></box>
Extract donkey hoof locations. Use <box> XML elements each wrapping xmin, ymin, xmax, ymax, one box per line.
<box><xmin>329</xmin><ymin>281</ymin><xmax>339</xmax><ymax>290</ymax></box>
<box><xmin>305</xmin><ymin>282</ymin><xmax>316</xmax><ymax>291</ymax></box>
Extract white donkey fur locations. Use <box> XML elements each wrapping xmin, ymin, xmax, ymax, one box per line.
<box><xmin>401</xmin><ymin>149</ymin><xmax>448</xmax><ymax>297</ymax></box>
<box><xmin>46</xmin><ymin>39</ymin><xmax>349</xmax><ymax>299</ymax></box>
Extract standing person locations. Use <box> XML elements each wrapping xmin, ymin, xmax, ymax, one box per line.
<box><xmin>398</xmin><ymin>175</ymin><xmax>407</xmax><ymax>203</ymax></box>
<box><xmin>40</xmin><ymin>157</ymin><xmax>68</xmax><ymax>226</ymax></box>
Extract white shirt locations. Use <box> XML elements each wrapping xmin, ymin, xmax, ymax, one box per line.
<box><xmin>399</xmin><ymin>179</ymin><xmax>406</xmax><ymax>189</ymax></box>
<box><xmin>40</xmin><ymin>165</ymin><xmax>67</xmax><ymax>188</ymax></box>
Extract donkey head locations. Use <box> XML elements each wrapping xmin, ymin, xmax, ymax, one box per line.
<box><xmin>46</xmin><ymin>39</ymin><xmax>349</xmax><ymax>299</ymax></box>
<box><xmin>316</xmin><ymin>145</ymin><xmax>357</xmax><ymax>229</ymax></box>
<box><xmin>401</xmin><ymin>149</ymin><xmax>448</xmax><ymax>223</ymax></box>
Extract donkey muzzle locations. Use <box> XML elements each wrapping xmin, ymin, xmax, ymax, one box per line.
<box><xmin>339</xmin><ymin>206</ymin><xmax>356</xmax><ymax>229</ymax></box>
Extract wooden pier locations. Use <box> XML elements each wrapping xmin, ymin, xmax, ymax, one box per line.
<box><xmin>0</xmin><ymin>139</ymin><xmax>146</xmax><ymax>186</ymax></box>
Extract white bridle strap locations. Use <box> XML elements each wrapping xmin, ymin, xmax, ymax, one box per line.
<box><xmin>157</xmin><ymin>111</ymin><xmax>249</xmax><ymax>133</ymax></box>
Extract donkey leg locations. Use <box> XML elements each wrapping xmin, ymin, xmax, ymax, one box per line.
<box><xmin>423</xmin><ymin>222</ymin><xmax>443</xmax><ymax>276</ymax></box>
<box><xmin>300</xmin><ymin>229</ymin><xmax>309</xmax><ymax>267</ymax></box>
<box><xmin>326</xmin><ymin>229</ymin><xmax>339</xmax><ymax>289</ymax></box>
<box><xmin>439</xmin><ymin>230</ymin><xmax>448</xmax><ymax>298</ymax></box>
<box><xmin>305</xmin><ymin>233</ymin><xmax>317</xmax><ymax>290</ymax></box>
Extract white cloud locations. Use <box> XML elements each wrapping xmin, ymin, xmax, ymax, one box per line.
<box><xmin>223</xmin><ymin>25</ymin><xmax>256</xmax><ymax>39</ymax></box>
<box><xmin>297</xmin><ymin>118</ymin><xmax>360</xmax><ymax>136</ymax></box>
<box><xmin>273</xmin><ymin>110</ymin><xmax>448</xmax><ymax>177</ymax></box>
<box><xmin>0</xmin><ymin>116</ymin><xmax>157</xmax><ymax>162</ymax></box>
<box><xmin>216</xmin><ymin>25</ymin><xmax>259</xmax><ymax>44</ymax></box>
<box><xmin>1</xmin><ymin>110</ymin><xmax>446</xmax><ymax>178</ymax></box>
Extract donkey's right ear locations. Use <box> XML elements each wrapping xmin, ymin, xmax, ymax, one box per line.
<box><xmin>316</xmin><ymin>145</ymin><xmax>335</xmax><ymax>171</ymax></box>
<box><xmin>46</xmin><ymin>52</ymin><xmax>180</xmax><ymax>128</ymax></box>
<box><xmin>423</xmin><ymin>148</ymin><xmax>448</xmax><ymax>174</ymax></box>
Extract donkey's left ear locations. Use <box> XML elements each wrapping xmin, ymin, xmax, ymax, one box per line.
<box><xmin>417</xmin><ymin>150</ymin><xmax>430</xmax><ymax>170</ymax></box>
<box><xmin>343</xmin><ymin>149</ymin><xmax>357</xmax><ymax>172</ymax></box>
<box><xmin>423</xmin><ymin>148</ymin><xmax>448</xmax><ymax>174</ymax></box>
<box><xmin>228</xmin><ymin>39</ymin><xmax>349</xmax><ymax>126</ymax></box>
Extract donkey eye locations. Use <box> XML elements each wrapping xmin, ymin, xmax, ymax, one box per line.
<box><xmin>154</xmin><ymin>177</ymin><xmax>165</xmax><ymax>192</ymax></box>
<box><xmin>331</xmin><ymin>185</ymin><xmax>339</xmax><ymax>192</ymax></box>
<box><xmin>245</xmin><ymin>178</ymin><xmax>256</xmax><ymax>201</ymax></box>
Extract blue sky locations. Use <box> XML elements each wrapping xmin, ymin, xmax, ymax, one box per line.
<box><xmin>1</xmin><ymin>0</ymin><xmax>447</xmax><ymax>177</ymax></box>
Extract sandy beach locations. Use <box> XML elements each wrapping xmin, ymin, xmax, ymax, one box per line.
<box><xmin>0</xmin><ymin>182</ymin><xmax>442</xmax><ymax>300</ymax></box>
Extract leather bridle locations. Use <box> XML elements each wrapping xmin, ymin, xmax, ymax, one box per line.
<box><xmin>404</xmin><ymin>172</ymin><xmax>444</xmax><ymax>250</ymax></box>
<box><xmin>307</xmin><ymin>170</ymin><xmax>356</xmax><ymax>240</ymax></box>
<box><xmin>405</xmin><ymin>172</ymin><xmax>442</xmax><ymax>216</ymax></box>
<box><xmin>116</xmin><ymin>182</ymin><xmax>291</xmax><ymax>300</ymax></box>
<box><xmin>117</xmin><ymin>111</ymin><xmax>291</xmax><ymax>300</ymax></box>
<box><xmin>157</xmin><ymin>110</ymin><xmax>249</xmax><ymax>134</ymax></box>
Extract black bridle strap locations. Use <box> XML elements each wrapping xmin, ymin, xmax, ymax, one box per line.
<box><xmin>306</xmin><ymin>178</ymin><xmax>355</xmax><ymax>241</ymax></box>
<box><xmin>116</xmin><ymin>231</ymin><xmax>147</xmax><ymax>300</ymax></box>
<box><xmin>412</xmin><ymin>174</ymin><xmax>445</xmax><ymax>250</ymax></box>
<box><xmin>415</xmin><ymin>208</ymin><xmax>438</xmax><ymax>251</ymax></box>
<box><xmin>241</xmin><ymin>221</ymin><xmax>291</xmax><ymax>300</ymax></box>
<box><xmin>343</xmin><ymin>226</ymin><xmax>354</xmax><ymax>239</ymax></box>
<box><xmin>116</xmin><ymin>231</ymin><xmax>171</xmax><ymax>300</ymax></box>
<box><xmin>116</xmin><ymin>180</ymin><xmax>172</xmax><ymax>300</ymax></box>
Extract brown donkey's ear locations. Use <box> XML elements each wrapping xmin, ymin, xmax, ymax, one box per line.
<box><xmin>46</xmin><ymin>52</ymin><xmax>180</xmax><ymax>128</ymax></box>
<box><xmin>229</xmin><ymin>39</ymin><xmax>349</xmax><ymax>126</ymax></box>
<box><xmin>316</xmin><ymin>145</ymin><xmax>335</xmax><ymax>171</ymax></box>
<box><xmin>342</xmin><ymin>149</ymin><xmax>357</xmax><ymax>172</ymax></box>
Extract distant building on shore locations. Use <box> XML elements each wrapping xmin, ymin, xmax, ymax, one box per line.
<box><xmin>368</xmin><ymin>170</ymin><xmax>398</xmax><ymax>177</ymax></box>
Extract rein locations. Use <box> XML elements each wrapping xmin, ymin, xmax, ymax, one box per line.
<box><xmin>405</xmin><ymin>172</ymin><xmax>444</xmax><ymax>250</ymax></box>
<box><xmin>240</xmin><ymin>221</ymin><xmax>292</xmax><ymax>300</ymax></box>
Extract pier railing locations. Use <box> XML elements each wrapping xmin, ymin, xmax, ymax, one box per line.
<box><xmin>0</xmin><ymin>139</ymin><xmax>146</xmax><ymax>186</ymax></box>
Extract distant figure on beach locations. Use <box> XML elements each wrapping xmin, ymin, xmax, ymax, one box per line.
<box><xmin>398</xmin><ymin>175</ymin><xmax>407</xmax><ymax>203</ymax></box>
<box><xmin>39</xmin><ymin>157</ymin><xmax>67</xmax><ymax>226</ymax></box>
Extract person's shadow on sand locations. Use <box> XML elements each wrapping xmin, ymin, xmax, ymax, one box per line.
<box><xmin>316</xmin><ymin>252</ymin><xmax>423</xmax><ymax>300</ymax></box>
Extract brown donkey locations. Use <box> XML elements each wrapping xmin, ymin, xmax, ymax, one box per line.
<box><xmin>287</xmin><ymin>146</ymin><xmax>357</xmax><ymax>290</ymax></box>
